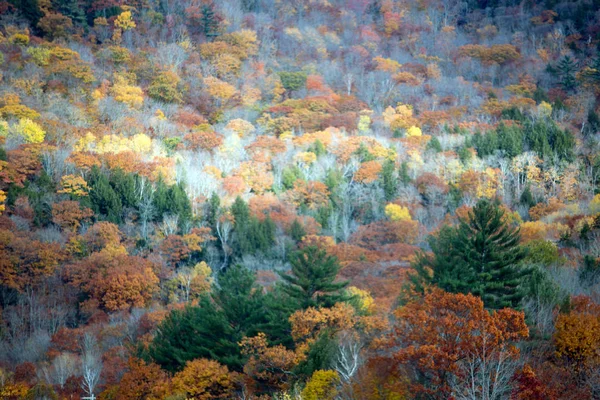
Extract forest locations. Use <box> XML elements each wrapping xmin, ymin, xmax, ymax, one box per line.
<box><xmin>0</xmin><ymin>0</ymin><xmax>599</xmax><ymax>398</ymax></box>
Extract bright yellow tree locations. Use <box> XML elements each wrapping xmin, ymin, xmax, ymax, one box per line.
<box><xmin>385</xmin><ymin>203</ymin><xmax>411</xmax><ymax>221</ymax></box>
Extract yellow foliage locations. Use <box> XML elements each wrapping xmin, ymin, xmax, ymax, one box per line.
<box><xmin>27</xmin><ymin>46</ymin><xmax>51</xmax><ymax>66</ymax></box>
<box><xmin>0</xmin><ymin>189</ymin><xmax>5</xmax><ymax>215</ymax></box>
<box><xmin>9</xmin><ymin>33</ymin><xmax>29</xmax><ymax>46</ymax></box>
<box><xmin>114</xmin><ymin>11</ymin><xmax>136</xmax><ymax>31</ymax></box>
<box><xmin>348</xmin><ymin>286</ymin><xmax>375</xmax><ymax>313</ymax></box>
<box><xmin>385</xmin><ymin>203</ymin><xmax>411</xmax><ymax>221</ymax></box>
<box><xmin>302</xmin><ymin>370</ymin><xmax>340</xmax><ymax>400</ymax></box>
<box><xmin>357</xmin><ymin>113</ymin><xmax>371</xmax><ymax>133</ymax></box>
<box><xmin>129</xmin><ymin>133</ymin><xmax>153</xmax><ymax>153</ymax></box>
<box><xmin>12</xmin><ymin>118</ymin><xmax>45</xmax><ymax>143</ymax></box>
<box><xmin>111</xmin><ymin>74</ymin><xmax>144</xmax><ymax>108</ymax></box>
<box><xmin>406</xmin><ymin>126</ymin><xmax>422</xmax><ymax>137</ymax></box>
<box><xmin>295</xmin><ymin>151</ymin><xmax>317</xmax><ymax>165</ymax></box>
<box><xmin>204</xmin><ymin>77</ymin><xmax>237</xmax><ymax>101</ymax></box>
<box><xmin>74</xmin><ymin>132</ymin><xmax>96</xmax><ymax>152</ymax></box>
<box><xmin>590</xmin><ymin>194</ymin><xmax>600</xmax><ymax>214</ymax></box>
<box><xmin>537</xmin><ymin>101</ymin><xmax>552</xmax><ymax>118</ymax></box>
<box><xmin>58</xmin><ymin>174</ymin><xmax>90</xmax><ymax>197</ymax></box>
<box><xmin>0</xmin><ymin>120</ymin><xmax>7</xmax><ymax>137</ymax></box>
<box><xmin>225</xmin><ymin>118</ymin><xmax>255</xmax><ymax>137</ymax></box>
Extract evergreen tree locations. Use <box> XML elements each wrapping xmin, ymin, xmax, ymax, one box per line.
<box><xmin>149</xmin><ymin>296</ymin><xmax>242</xmax><ymax>372</ymax></box>
<box><xmin>289</xmin><ymin>219</ymin><xmax>306</xmax><ymax>243</ymax></box>
<box><xmin>381</xmin><ymin>159</ymin><xmax>397</xmax><ymax>201</ymax></box>
<box><xmin>213</xmin><ymin>265</ymin><xmax>266</xmax><ymax>337</ymax></box>
<box><xmin>556</xmin><ymin>56</ymin><xmax>578</xmax><ymax>91</ymax></box>
<box><xmin>520</xmin><ymin>186</ymin><xmax>536</xmax><ymax>208</ymax></box>
<box><xmin>109</xmin><ymin>169</ymin><xmax>137</xmax><ymax>209</ymax></box>
<box><xmin>399</xmin><ymin>161</ymin><xmax>411</xmax><ymax>185</ymax></box>
<box><xmin>410</xmin><ymin>199</ymin><xmax>528</xmax><ymax>309</ymax></box>
<box><xmin>88</xmin><ymin>167</ymin><xmax>122</xmax><ymax>223</ymax></box>
<box><xmin>280</xmin><ymin>246</ymin><xmax>350</xmax><ymax>308</ymax></box>
<box><xmin>426</xmin><ymin>136</ymin><xmax>443</xmax><ymax>153</ymax></box>
<box><xmin>207</xmin><ymin>192</ymin><xmax>221</xmax><ymax>228</ymax></box>
<box><xmin>200</xmin><ymin>4</ymin><xmax>219</xmax><ymax>39</ymax></box>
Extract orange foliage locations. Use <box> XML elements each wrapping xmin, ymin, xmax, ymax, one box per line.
<box><xmin>385</xmin><ymin>289</ymin><xmax>528</xmax><ymax>398</ymax></box>
<box><xmin>65</xmin><ymin>249</ymin><xmax>159</xmax><ymax>312</ymax></box>
<box><xmin>354</xmin><ymin>160</ymin><xmax>382</xmax><ymax>184</ymax></box>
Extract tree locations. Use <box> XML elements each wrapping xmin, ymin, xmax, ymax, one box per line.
<box><xmin>171</xmin><ymin>358</ymin><xmax>236</xmax><ymax>399</ymax></box>
<box><xmin>147</xmin><ymin>71</ymin><xmax>182</xmax><ymax>103</ymax></box>
<box><xmin>279</xmin><ymin>246</ymin><xmax>350</xmax><ymax>308</ymax></box>
<box><xmin>410</xmin><ymin>199</ymin><xmax>528</xmax><ymax>309</ymax></box>
<box><xmin>301</xmin><ymin>370</ymin><xmax>340</xmax><ymax>400</ymax></box>
<box><xmin>149</xmin><ymin>296</ymin><xmax>244</xmax><ymax>372</ymax></box>
<box><xmin>115</xmin><ymin>358</ymin><xmax>170</xmax><ymax>400</ymax></box>
<box><xmin>556</xmin><ymin>56</ymin><xmax>578</xmax><ymax>91</ymax></box>
<box><xmin>386</xmin><ymin>289</ymin><xmax>529</xmax><ymax>399</ymax></box>
<box><xmin>278</xmin><ymin>71</ymin><xmax>307</xmax><ymax>97</ymax></box>
<box><xmin>212</xmin><ymin>264</ymin><xmax>265</xmax><ymax>338</ymax></box>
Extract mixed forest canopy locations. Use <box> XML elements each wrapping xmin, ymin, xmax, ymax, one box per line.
<box><xmin>0</xmin><ymin>0</ymin><xmax>599</xmax><ymax>398</ymax></box>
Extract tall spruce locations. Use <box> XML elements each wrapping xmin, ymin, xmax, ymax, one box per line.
<box><xmin>280</xmin><ymin>245</ymin><xmax>349</xmax><ymax>308</ymax></box>
<box><xmin>410</xmin><ymin>199</ymin><xmax>528</xmax><ymax>309</ymax></box>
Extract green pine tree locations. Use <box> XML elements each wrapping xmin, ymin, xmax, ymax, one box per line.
<box><xmin>556</xmin><ymin>56</ymin><xmax>578</xmax><ymax>91</ymax></box>
<box><xmin>410</xmin><ymin>199</ymin><xmax>528</xmax><ymax>309</ymax></box>
<box><xmin>280</xmin><ymin>245</ymin><xmax>350</xmax><ymax>308</ymax></box>
<box><xmin>381</xmin><ymin>159</ymin><xmax>397</xmax><ymax>201</ymax></box>
<box><xmin>213</xmin><ymin>264</ymin><xmax>266</xmax><ymax>337</ymax></box>
<box><xmin>289</xmin><ymin>219</ymin><xmax>306</xmax><ymax>243</ymax></box>
<box><xmin>149</xmin><ymin>296</ymin><xmax>242</xmax><ymax>372</ymax></box>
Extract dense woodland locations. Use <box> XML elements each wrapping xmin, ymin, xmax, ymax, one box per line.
<box><xmin>0</xmin><ymin>0</ymin><xmax>599</xmax><ymax>398</ymax></box>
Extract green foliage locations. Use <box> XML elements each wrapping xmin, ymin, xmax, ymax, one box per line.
<box><xmin>206</xmin><ymin>192</ymin><xmax>221</xmax><ymax>228</ymax></box>
<box><xmin>524</xmin><ymin>239</ymin><xmax>561</xmax><ymax>265</ymax></box>
<box><xmin>473</xmin><ymin>119</ymin><xmax>574</xmax><ymax>162</ymax></box>
<box><xmin>426</xmin><ymin>136</ymin><xmax>442</xmax><ymax>153</ymax></box>
<box><xmin>149</xmin><ymin>296</ymin><xmax>242</xmax><ymax>372</ymax></box>
<box><xmin>381</xmin><ymin>159</ymin><xmax>397</xmax><ymax>201</ymax></box>
<box><xmin>354</xmin><ymin>142</ymin><xmax>375</xmax><ymax>162</ymax></box>
<box><xmin>399</xmin><ymin>161</ymin><xmax>411</xmax><ymax>185</ymax></box>
<box><xmin>88</xmin><ymin>167</ymin><xmax>123</xmax><ymax>224</ymax></box>
<box><xmin>231</xmin><ymin>197</ymin><xmax>275</xmax><ymax>256</ymax></box>
<box><xmin>213</xmin><ymin>264</ymin><xmax>265</xmax><ymax>337</ymax></box>
<box><xmin>282</xmin><ymin>165</ymin><xmax>302</xmax><ymax>190</ymax></box>
<box><xmin>289</xmin><ymin>218</ymin><xmax>306</xmax><ymax>242</ymax></box>
<box><xmin>278</xmin><ymin>71</ymin><xmax>308</xmax><ymax>94</ymax></box>
<box><xmin>579</xmin><ymin>255</ymin><xmax>600</xmax><ymax>287</ymax></box>
<box><xmin>280</xmin><ymin>245</ymin><xmax>350</xmax><ymax>308</ymax></box>
<box><xmin>410</xmin><ymin>199</ymin><xmax>529</xmax><ymax>309</ymax></box>
<box><xmin>152</xmin><ymin>179</ymin><xmax>193</xmax><ymax>228</ymax></box>
<box><xmin>520</xmin><ymin>186</ymin><xmax>536</xmax><ymax>208</ymax></box>
<box><xmin>556</xmin><ymin>56</ymin><xmax>578</xmax><ymax>91</ymax></box>
<box><xmin>294</xmin><ymin>332</ymin><xmax>338</xmax><ymax>377</ymax></box>
<box><xmin>200</xmin><ymin>4</ymin><xmax>220</xmax><ymax>38</ymax></box>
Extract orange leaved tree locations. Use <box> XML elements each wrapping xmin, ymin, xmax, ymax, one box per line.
<box><xmin>384</xmin><ymin>289</ymin><xmax>528</xmax><ymax>399</ymax></box>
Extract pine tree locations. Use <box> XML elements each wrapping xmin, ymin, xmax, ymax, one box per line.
<box><xmin>556</xmin><ymin>56</ymin><xmax>578</xmax><ymax>91</ymax></box>
<box><xmin>88</xmin><ymin>167</ymin><xmax>122</xmax><ymax>223</ymax></box>
<box><xmin>381</xmin><ymin>159</ymin><xmax>397</xmax><ymax>201</ymax></box>
<box><xmin>399</xmin><ymin>161</ymin><xmax>411</xmax><ymax>185</ymax></box>
<box><xmin>149</xmin><ymin>296</ymin><xmax>242</xmax><ymax>372</ymax></box>
<box><xmin>520</xmin><ymin>186</ymin><xmax>535</xmax><ymax>208</ymax></box>
<box><xmin>213</xmin><ymin>264</ymin><xmax>265</xmax><ymax>337</ymax></box>
<box><xmin>280</xmin><ymin>246</ymin><xmax>350</xmax><ymax>308</ymax></box>
<box><xmin>207</xmin><ymin>192</ymin><xmax>221</xmax><ymax>229</ymax></box>
<box><xmin>410</xmin><ymin>199</ymin><xmax>528</xmax><ymax>309</ymax></box>
<box><xmin>289</xmin><ymin>218</ymin><xmax>306</xmax><ymax>243</ymax></box>
<box><xmin>200</xmin><ymin>4</ymin><xmax>219</xmax><ymax>39</ymax></box>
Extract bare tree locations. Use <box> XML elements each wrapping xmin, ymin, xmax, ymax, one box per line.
<box><xmin>216</xmin><ymin>214</ymin><xmax>234</xmax><ymax>270</ymax></box>
<box><xmin>80</xmin><ymin>333</ymin><xmax>102</xmax><ymax>399</ymax></box>
<box><xmin>41</xmin><ymin>353</ymin><xmax>78</xmax><ymax>388</ymax></box>
<box><xmin>335</xmin><ymin>333</ymin><xmax>363</xmax><ymax>382</ymax></box>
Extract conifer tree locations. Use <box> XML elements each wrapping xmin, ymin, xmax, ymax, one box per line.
<box><xmin>410</xmin><ymin>199</ymin><xmax>528</xmax><ymax>309</ymax></box>
<box><xmin>381</xmin><ymin>159</ymin><xmax>397</xmax><ymax>201</ymax></box>
<box><xmin>280</xmin><ymin>245</ymin><xmax>350</xmax><ymax>308</ymax></box>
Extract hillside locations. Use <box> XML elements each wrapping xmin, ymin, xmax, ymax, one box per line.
<box><xmin>0</xmin><ymin>0</ymin><xmax>600</xmax><ymax>398</ymax></box>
